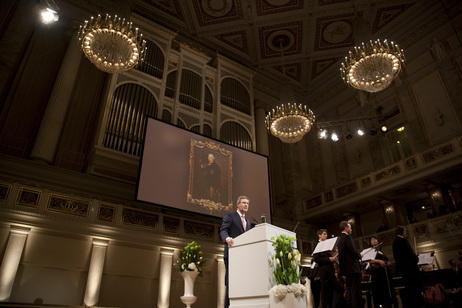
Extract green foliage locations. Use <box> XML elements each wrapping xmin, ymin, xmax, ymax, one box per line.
<box><xmin>177</xmin><ymin>241</ymin><xmax>205</xmax><ymax>277</ymax></box>
<box><xmin>270</xmin><ymin>234</ymin><xmax>301</xmax><ymax>285</ymax></box>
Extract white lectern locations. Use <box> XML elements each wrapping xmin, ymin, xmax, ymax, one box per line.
<box><xmin>229</xmin><ymin>223</ymin><xmax>296</xmax><ymax>308</ymax></box>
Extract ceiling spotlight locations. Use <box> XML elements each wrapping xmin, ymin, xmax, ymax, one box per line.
<box><xmin>357</xmin><ymin>128</ymin><xmax>365</xmax><ymax>136</ymax></box>
<box><xmin>317</xmin><ymin>128</ymin><xmax>328</xmax><ymax>139</ymax></box>
<box><xmin>345</xmin><ymin>129</ymin><xmax>353</xmax><ymax>140</ymax></box>
<box><xmin>331</xmin><ymin>131</ymin><xmax>339</xmax><ymax>142</ymax></box>
<box><xmin>381</xmin><ymin>125</ymin><xmax>388</xmax><ymax>132</ymax></box>
<box><xmin>370</xmin><ymin>128</ymin><xmax>378</xmax><ymax>136</ymax></box>
<box><xmin>41</xmin><ymin>8</ymin><xmax>59</xmax><ymax>24</ymax></box>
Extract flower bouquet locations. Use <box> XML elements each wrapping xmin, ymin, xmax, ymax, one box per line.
<box><xmin>177</xmin><ymin>241</ymin><xmax>205</xmax><ymax>277</ymax></box>
<box><xmin>269</xmin><ymin>234</ymin><xmax>307</xmax><ymax>300</ymax></box>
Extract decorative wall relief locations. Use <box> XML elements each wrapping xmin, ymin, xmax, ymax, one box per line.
<box><xmin>304</xmin><ymin>195</ymin><xmax>323</xmax><ymax>211</ymax></box>
<box><xmin>46</xmin><ymin>194</ymin><xmax>89</xmax><ymax>217</ymax></box>
<box><xmin>336</xmin><ymin>182</ymin><xmax>357</xmax><ymax>198</ymax></box>
<box><xmin>405</xmin><ymin>157</ymin><xmax>418</xmax><ymax>171</ymax></box>
<box><xmin>360</xmin><ymin>176</ymin><xmax>372</xmax><ymax>188</ymax></box>
<box><xmin>122</xmin><ymin>208</ymin><xmax>158</xmax><ymax>230</ymax></box>
<box><xmin>184</xmin><ymin>220</ymin><xmax>214</xmax><ymax>239</ymax></box>
<box><xmin>0</xmin><ymin>183</ymin><xmax>11</xmax><ymax>203</ymax></box>
<box><xmin>375</xmin><ymin>165</ymin><xmax>401</xmax><ymax>182</ymax></box>
<box><xmin>163</xmin><ymin>216</ymin><xmax>180</xmax><ymax>234</ymax></box>
<box><xmin>422</xmin><ymin>142</ymin><xmax>455</xmax><ymax>164</ymax></box>
<box><xmin>15</xmin><ymin>187</ymin><xmax>41</xmax><ymax>209</ymax></box>
<box><xmin>97</xmin><ymin>203</ymin><xmax>117</xmax><ymax>222</ymax></box>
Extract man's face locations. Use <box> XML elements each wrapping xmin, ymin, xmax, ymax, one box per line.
<box><xmin>319</xmin><ymin>231</ymin><xmax>328</xmax><ymax>241</ymax></box>
<box><xmin>345</xmin><ymin>224</ymin><xmax>352</xmax><ymax>235</ymax></box>
<box><xmin>208</xmin><ymin>156</ymin><xmax>214</xmax><ymax>163</ymax></box>
<box><xmin>237</xmin><ymin>198</ymin><xmax>249</xmax><ymax>214</ymax></box>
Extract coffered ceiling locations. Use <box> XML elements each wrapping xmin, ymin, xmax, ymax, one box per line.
<box><xmin>131</xmin><ymin>0</ymin><xmax>428</xmax><ymax>93</ymax></box>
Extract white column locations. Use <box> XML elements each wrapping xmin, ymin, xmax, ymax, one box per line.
<box><xmin>158</xmin><ymin>248</ymin><xmax>175</xmax><ymax>308</ymax></box>
<box><xmin>254</xmin><ymin>101</ymin><xmax>269</xmax><ymax>156</ymax></box>
<box><xmin>216</xmin><ymin>256</ymin><xmax>226</xmax><ymax>308</ymax></box>
<box><xmin>0</xmin><ymin>225</ymin><xmax>31</xmax><ymax>301</ymax></box>
<box><xmin>83</xmin><ymin>239</ymin><xmax>109</xmax><ymax>306</ymax></box>
<box><xmin>30</xmin><ymin>31</ymin><xmax>83</xmax><ymax>163</ymax></box>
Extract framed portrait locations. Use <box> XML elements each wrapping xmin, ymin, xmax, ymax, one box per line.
<box><xmin>187</xmin><ymin>139</ymin><xmax>233</xmax><ymax>213</ymax></box>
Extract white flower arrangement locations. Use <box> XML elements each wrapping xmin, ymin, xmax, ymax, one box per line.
<box><xmin>269</xmin><ymin>283</ymin><xmax>307</xmax><ymax>300</ymax></box>
<box><xmin>177</xmin><ymin>241</ymin><xmax>205</xmax><ymax>277</ymax></box>
<box><xmin>268</xmin><ymin>234</ymin><xmax>306</xmax><ymax>300</ymax></box>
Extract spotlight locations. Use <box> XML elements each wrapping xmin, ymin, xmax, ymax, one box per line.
<box><xmin>345</xmin><ymin>129</ymin><xmax>353</xmax><ymax>140</ymax></box>
<box><xmin>331</xmin><ymin>131</ymin><xmax>339</xmax><ymax>142</ymax></box>
<box><xmin>317</xmin><ymin>128</ymin><xmax>328</xmax><ymax>139</ymax></box>
<box><xmin>357</xmin><ymin>128</ymin><xmax>365</xmax><ymax>136</ymax></box>
<box><xmin>41</xmin><ymin>8</ymin><xmax>59</xmax><ymax>24</ymax></box>
<box><xmin>381</xmin><ymin>125</ymin><xmax>388</xmax><ymax>132</ymax></box>
<box><xmin>370</xmin><ymin>128</ymin><xmax>378</xmax><ymax>136</ymax></box>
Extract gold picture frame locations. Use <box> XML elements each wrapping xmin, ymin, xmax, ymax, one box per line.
<box><xmin>187</xmin><ymin>139</ymin><xmax>233</xmax><ymax>213</ymax></box>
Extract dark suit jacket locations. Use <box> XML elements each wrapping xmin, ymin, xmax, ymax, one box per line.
<box><xmin>219</xmin><ymin>211</ymin><xmax>251</xmax><ymax>258</ymax></box>
<box><xmin>337</xmin><ymin>232</ymin><xmax>361</xmax><ymax>276</ymax></box>
<box><xmin>313</xmin><ymin>241</ymin><xmax>336</xmax><ymax>279</ymax></box>
<box><xmin>392</xmin><ymin>236</ymin><xmax>419</xmax><ymax>277</ymax></box>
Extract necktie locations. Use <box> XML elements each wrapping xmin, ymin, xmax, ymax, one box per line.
<box><xmin>241</xmin><ymin>215</ymin><xmax>246</xmax><ymax>231</ymax></box>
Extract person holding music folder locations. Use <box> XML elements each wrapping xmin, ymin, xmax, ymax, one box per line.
<box><xmin>313</xmin><ymin>229</ymin><xmax>336</xmax><ymax>308</ymax></box>
<box><xmin>337</xmin><ymin>221</ymin><xmax>362</xmax><ymax>308</ymax></box>
<box><xmin>392</xmin><ymin>225</ymin><xmax>425</xmax><ymax>308</ymax></box>
<box><xmin>219</xmin><ymin>196</ymin><xmax>252</xmax><ymax>308</ymax></box>
<box><xmin>367</xmin><ymin>235</ymin><xmax>397</xmax><ymax>308</ymax></box>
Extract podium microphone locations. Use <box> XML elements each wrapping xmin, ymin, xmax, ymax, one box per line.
<box><xmin>252</xmin><ymin>217</ymin><xmax>259</xmax><ymax>224</ymax></box>
<box><xmin>293</xmin><ymin>221</ymin><xmax>300</xmax><ymax>233</ymax></box>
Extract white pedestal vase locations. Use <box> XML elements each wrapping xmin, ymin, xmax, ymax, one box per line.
<box><xmin>180</xmin><ymin>270</ymin><xmax>199</xmax><ymax>308</ymax></box>
<box><xmin>270</xmin><ymin>292</ymin><xmax>307</xmax><ymax>308</ymax></box>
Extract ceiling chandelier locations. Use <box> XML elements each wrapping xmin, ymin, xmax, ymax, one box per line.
<box><xmin>78</xmin><ymin>14</ymin><xmax>146</xmax><ymax>73</ymax></box>
<box><xmin>340</xmin><ymin>39</ymin><xmax>405</xmax><ymax>93</ymax></box>
<box><xmin>266</xmin><ymin>101</ymin><xmax>315</xmax><ymax>143</ymax></box>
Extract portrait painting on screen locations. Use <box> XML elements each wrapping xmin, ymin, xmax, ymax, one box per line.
<box><xmin>187</xmin><ymin>139</ymin><xmax>233</xmax><ymax>213</ymax></box>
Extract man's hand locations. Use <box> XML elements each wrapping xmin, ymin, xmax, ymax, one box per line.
<box><xmin>226</xmin><ymin>237</ymin><xmax>234</xmax><ymax>247</ymax></box>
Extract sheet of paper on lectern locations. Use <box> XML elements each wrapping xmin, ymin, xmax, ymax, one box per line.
<box><xmin>312</xmin><ymin>237</ymin><xmax>338</xmax><ymax>255</ymax></box>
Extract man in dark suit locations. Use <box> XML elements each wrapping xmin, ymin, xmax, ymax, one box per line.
<box><xmin>219</xmin><ymin>196</ymin><xmax>251</xmax><ymax>308</ymax></box>
<box><xmin>392</xmin><ymin>225</ymin><xmax>424</xmax><ymax>307</ymax></box>
<box><xmin>337</xmin><ymin>221</ymin><xmax>362</xmax><ymax>308</ymax></box>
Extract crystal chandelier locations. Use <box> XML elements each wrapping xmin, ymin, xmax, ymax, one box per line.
<box><xmin>266</xmin><ymin>102</ymin><xmax>315</xmax><ymax>143</ymax></box>
<box><xmin>78</xmin><ymin>14</ymin><xmax>147</xmax><ymax>73</ymax></box>
<box><xmin>340</xmin><ymin>39</ymin><xmax>405</xmax><ymax>93</ymax></box>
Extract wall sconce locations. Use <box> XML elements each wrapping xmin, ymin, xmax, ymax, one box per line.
<box><xmin>385</xmin><ymin>206</ymin><xmax>394</xmax><ymax>214</ymax></box>
<box><xmin>432</xmin><ymin>191</ymin><xmax>440</xmax><ymax>201</ymax></box>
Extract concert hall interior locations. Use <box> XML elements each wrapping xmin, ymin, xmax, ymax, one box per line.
<box><xmin>0</xmin><ymin>0</ymin><xmax>461</xmax><ymax>307</ymax></box>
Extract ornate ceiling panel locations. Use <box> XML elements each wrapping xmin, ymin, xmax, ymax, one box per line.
<box><xmin>133</xmin><ymin>0</ymin><xmax>421</xmax><ymax>88</ymax></box>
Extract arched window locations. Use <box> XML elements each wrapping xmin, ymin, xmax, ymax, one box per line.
<box><xmin>220</xmin><ymin>121</ymin><xmax>252</xmax><ymax>151</ymax></box>
<box><xmin>220</xmin><ymin>78</ymin><xmax>250</xmax><ymax>114</ymax></box>
<box><xmin>136</xmin><ymin>39</ymin><xmax>164</xmax><ymax>78</ymax></box>
<box><xmin>190</xmin><ymin>125</ymin><xmax>200</xmax><ymax>133</ymax></box>
<box><xmin>179</xmin><ymin>70</ymin><xmax>202</xmax><ymax>110</ymax></box>
<box><xmin>103</xmin><ymin>83</ymin><xmax>157</xmax><ymax>156</ymax></box>
<box><xmin>177</xmin><ymin>118</ymin><xmax>186</xmax><ymax>128</ymax></box>
<box><xmin>162</xmin><ymin>109</ymin><xmax>171</xmax><ymax>123</ymax></box>
<box><xmin>203</xmin><ymin>124</ymin><xmax>212</xmax><ymax>137</ymax></box>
